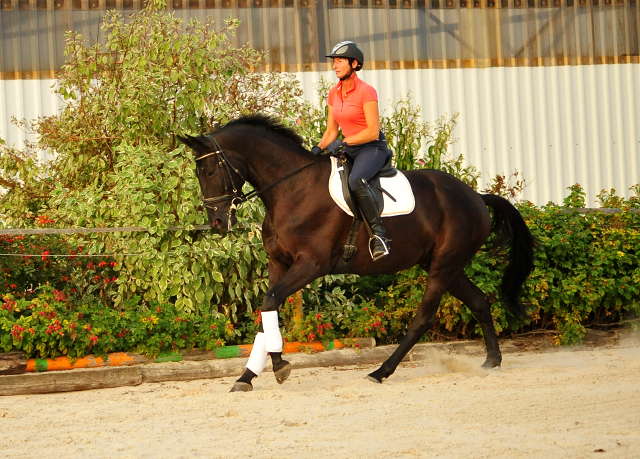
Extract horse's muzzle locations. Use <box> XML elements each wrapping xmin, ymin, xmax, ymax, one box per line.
<box><xmin>208</xmin><ymin>210</ymin><xmax>238</xmax><ymax>232</ymax></box>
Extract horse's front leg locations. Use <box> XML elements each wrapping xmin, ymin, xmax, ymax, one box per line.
<box><xmin>231</xmin><ymin>256</ymin><xmax>321</xmax><ymax>392</ymax></box>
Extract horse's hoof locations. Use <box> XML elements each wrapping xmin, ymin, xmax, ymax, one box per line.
<box><xmin>274</xmin><ymin>361</ymin><xmax>291</xmax><ymax>385</ymax></box>
<box><xmin>230</xmin><ymin>382</ymin><xmax>253</xmax><ymax>392</ymax></box>
<box><xmin>365</xmin><ymin>374</ymin><xmax>383</xmax><ymax>384</ymax></box>
<box><xmin>481</xmin><ymin>358</ymin><xmax>502</xmax><ymax>369</ymax></box>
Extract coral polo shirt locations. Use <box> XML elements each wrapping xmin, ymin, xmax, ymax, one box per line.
<box><xmin>328</xmin><ymin>74</ymin><xmax>378</xmax><ymax>138</ymax></box>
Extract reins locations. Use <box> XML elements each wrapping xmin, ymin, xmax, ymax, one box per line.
<box><xmin>196</xmin><ymin>134</ymin><xmax>328</xmax><ymax>213</ymax></box>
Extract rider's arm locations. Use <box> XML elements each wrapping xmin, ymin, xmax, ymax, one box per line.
<box><xmin>318</xmin><ymin>106</ymin><xmax>340</xmax><ymax>150</ymax></box>
<box><xmin>343</xmin><ymin>100</ymin><xmax>380</xmax><ymax>146</ymax></box>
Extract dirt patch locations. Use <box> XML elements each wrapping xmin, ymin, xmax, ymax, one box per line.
<box><xmin>1</xmin><ymin>331</ymin><xmax>639</xmax><ymax>458</ymax></box>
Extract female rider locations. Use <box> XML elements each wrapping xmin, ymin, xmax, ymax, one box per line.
<box><xmin>312</xmin><ymin>41</ymin><xmax>391</xmax><ymax>261</ymax></box>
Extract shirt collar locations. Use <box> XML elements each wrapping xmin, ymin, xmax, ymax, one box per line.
<box><xmin>336</xmin><ymin>73</ymin><xmax>360</xmax><ymax>94</ymax></box>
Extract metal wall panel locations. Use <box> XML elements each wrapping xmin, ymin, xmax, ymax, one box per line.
<box><xmin>3</xmin><ymin>64</ymin><xmax>638</xmax><ymax>206</ymax></box>
<box><xmin>296</xmin><ymin>65</ymin><xmax>640</xmax><ymax>206</ymax></box>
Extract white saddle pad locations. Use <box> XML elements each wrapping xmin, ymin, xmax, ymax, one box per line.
<box><xmin>329</xmin><ymin>156</ymin><xmax>415</xmax><ymax>217</ymax></box>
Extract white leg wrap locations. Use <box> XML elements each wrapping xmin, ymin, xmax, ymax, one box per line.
<box><xmin>261</xmin><ymin>310</ymin><xmax>283</xmax><ymax>353</ymax></box>
<box><xmin>246</xmin><ymin>332</ymin><xmax>268</xmax><ymax>376</ymax></box>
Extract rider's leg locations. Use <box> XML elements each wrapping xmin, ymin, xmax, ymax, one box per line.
<box><xmin>348</xmin><ymin>147</ymin><xmax>391</xmax><ymax>260</ymax></box>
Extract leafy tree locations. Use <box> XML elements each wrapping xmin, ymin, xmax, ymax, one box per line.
<box><xmin>0</xmin><ymin>0</ymin><xmax>308</xmax><ymax>320</ymax></box>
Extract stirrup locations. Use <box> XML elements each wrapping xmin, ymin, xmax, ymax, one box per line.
<box><xmin>368</xmin><ymin>235</ymin><xmax>390</xmax><ymax>261</ymax></box>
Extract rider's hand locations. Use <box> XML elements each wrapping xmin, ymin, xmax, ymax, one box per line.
<box><xmin>310</xmin><ymin>145</ymin><xmax>322</xmax><ymax>156</ymax></box>
<box><xmin>327</xmin><ymin>139</ymin><xmax>346</xmax><ymax>157</ymax></box>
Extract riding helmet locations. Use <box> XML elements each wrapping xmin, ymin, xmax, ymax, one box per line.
<box><xmin>325</xmin><ymin>41</ymin><xmax>364</xmax><ymax>71</ymax></box>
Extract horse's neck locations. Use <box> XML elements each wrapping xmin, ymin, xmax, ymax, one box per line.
<box><xmin>234</xmin><ymin>137</ymin><xmax>309</xmax><ymax>206</ymax></box>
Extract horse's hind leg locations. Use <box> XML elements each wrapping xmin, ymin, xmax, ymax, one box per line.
<box><xmin>367</xmin><ymin>270</ymin><xmax>451</xmax><ymax>383</ymax></box>
<box><xmin>447</xmin><ymin>272</ymin><xmax>502</xmax><ymax>368</ymax></box>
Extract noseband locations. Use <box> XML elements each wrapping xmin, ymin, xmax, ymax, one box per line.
<box><xmin>196</xmin><ymin>136</ymin><xmax>247</xmax><ymax>209</ymax></box>
<box><xmin>194</xmin><ymin>136</ymin><xmax>248</xmax><ymax>230</ymax></box>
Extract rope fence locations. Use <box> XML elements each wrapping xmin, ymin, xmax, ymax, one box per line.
<box><xmin>0</xmin><ymin>225</ymin><xmax>211</xmax><ymax>236</ymax></box>
<box><xmin>0</xmin><ymin>225</ymin><xmax>213</xmax><ymax>258</ymax></box>
<box><xmin>1</xmin><ymin>208</ymin><xmax>638</xmax><ymax>258</ymax></box>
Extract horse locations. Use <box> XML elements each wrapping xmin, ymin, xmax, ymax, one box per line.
<box><xmin>178</xmin><ymin>114</ymin><xmax>535</xmax><ymax>391</ymax></box>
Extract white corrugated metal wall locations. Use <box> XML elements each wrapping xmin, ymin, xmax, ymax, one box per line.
<box><xmin>297</xmin><ymin>65</ymin><xmax>640</xmax><ymax>206</ymax></box>
<box><xmin>1</xmin><ymin>0</ymin><xmax>639</xmax><ymax>206</ymax></box>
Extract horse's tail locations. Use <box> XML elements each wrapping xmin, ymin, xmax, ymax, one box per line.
<box><xmin>481</xmin><ymin>194</ymin><xmax>537</xmax><ymax>319</ymax></box>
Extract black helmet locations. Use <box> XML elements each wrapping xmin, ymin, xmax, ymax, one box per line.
<box><xmin>325</xmin><ymin>41</ymin><xmax>364</xmax><ymax>71</ymax></box>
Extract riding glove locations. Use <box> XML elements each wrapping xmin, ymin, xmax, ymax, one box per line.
<box><xmin>327</xmin><ymin>139</ymin><xmax>347</xmax><ymax>157</ymax></box>
<box><xmin>310</xmin><ymin>145</ymin><xmax>322</xmax><ymax>156</ymax></box>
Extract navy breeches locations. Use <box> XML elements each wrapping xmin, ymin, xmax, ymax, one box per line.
<box><xmin>344</xmin><ymin>132</ymin><xmax>391</xmax><ymax>191</ymax></box>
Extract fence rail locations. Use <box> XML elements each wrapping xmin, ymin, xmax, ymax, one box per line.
<box><xmin>0</xmin><ymin>225</ymin><xmax>211</xmax><ymax>236</ymax></box>
<box><xmin>1</xmin><ymin>208</ymin><xmax>638</xmax><ymax>236</ymax></box>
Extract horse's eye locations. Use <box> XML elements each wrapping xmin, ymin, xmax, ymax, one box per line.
<box><xmin>207</xmin><ymin>170</ymin><xmax>216</xmax><ymax>177</ymax></box>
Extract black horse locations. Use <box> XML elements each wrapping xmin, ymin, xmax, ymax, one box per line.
<box><xmin>179</xmin><ymin>114</ymin><xmax>535</xmax><ymax>389</ymax></box>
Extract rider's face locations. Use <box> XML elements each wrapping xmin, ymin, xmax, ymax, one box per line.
<box><xmin>333</xmin><ymin>57</ymin><xmax>355</xmax><ymax>79</ymax></box>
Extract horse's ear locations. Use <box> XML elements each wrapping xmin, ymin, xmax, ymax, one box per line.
<box><xmin>177</xmin><ymin>134</ymin><xmax>202</xmax><ymax>155</ymax></box>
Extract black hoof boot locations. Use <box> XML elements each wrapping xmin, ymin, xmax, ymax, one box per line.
<box><xmin>230</xmin><ymin>382</ymin><xmax>253</xmax><ymax>392</ymax></box>
<box><xmin>274</xmin><ymin>360</ymin><xmax>291</xmax><ymax>384</ymax></box>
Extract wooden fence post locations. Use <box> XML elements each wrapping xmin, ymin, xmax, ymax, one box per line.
<box><xmin>292</xmin><ymin>290</ymin><xmax>304</xmax><ymax>332</ymax></box>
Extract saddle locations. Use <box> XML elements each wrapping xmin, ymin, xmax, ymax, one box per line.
<box><xmin>337</xmin><ymin>152</ymin><xmax>398</xmax><ymax>219</ymax></box>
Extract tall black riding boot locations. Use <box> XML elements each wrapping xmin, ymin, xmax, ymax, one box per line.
<box><xmin>352</xmin><ymin>178</ymin><xmax>390</xmax><ymax>261</ymax></box>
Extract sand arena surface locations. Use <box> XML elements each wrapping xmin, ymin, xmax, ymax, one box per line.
<box><xmin>1</xmin><ymin>333</ymin><xmax>639</xmax><ymax>459</ymax></box>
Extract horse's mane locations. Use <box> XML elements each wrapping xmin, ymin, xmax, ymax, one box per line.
<box><xmin>215</xmin><ymin>114</ymin><xmax>305</xmax><ymax>147</ymax></box>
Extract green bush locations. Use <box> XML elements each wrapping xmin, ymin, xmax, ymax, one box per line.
<box><xmin>355</xmin><ymin>185</ymin><xmax>640</xmax><ymax>346</ymax></box>
<box><xmin>0</xmin><ymin>285</ymin><xmax>234</xmax><ymax>359</ymax></box>
<box><xmin>0</xmin><ymin>0</ymin><xmax>310</xmax><ymax>320</ymax></box>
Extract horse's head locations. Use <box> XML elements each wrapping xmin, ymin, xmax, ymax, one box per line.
<box><xmin>178</xmin><ymin>134</ymin><xmax>247</xmax><ymax>233</ymax></box>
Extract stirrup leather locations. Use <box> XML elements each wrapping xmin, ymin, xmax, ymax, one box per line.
<box><xmin>368</xmin><ymin>235</ymin><xmax>390</xmax><ymax>261</ymax></box>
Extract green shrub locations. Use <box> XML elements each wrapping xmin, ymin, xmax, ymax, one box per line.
<box><xmin>0</xmin><ymin>0</ymin><xmax>310</xmax><ymax>320</ymax></box>
<box><xmin>352</xmin><ymin>185</ymin><xmax>640</xmax><ymax>346</ymax></box>
<box><xmin>0</xmin><ymin>285</ymin><xmax>234</xmax><ymax>359</ymax></box>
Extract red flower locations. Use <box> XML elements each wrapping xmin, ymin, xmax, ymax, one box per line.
<box><xmin>157</xmin><ymin>307</ymin><xmax>162</xmax><ymax>313</ymax></box>
<box><xmin>98</xmin><ymin>261</ymin><xmax>107</xmax><ymax>267</ymax></box>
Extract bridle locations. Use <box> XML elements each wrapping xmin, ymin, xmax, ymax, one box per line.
<box><xmin>195</xmin><ymin>134</ymin><xmax>327</xmax><ymax>230</ymax></box>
